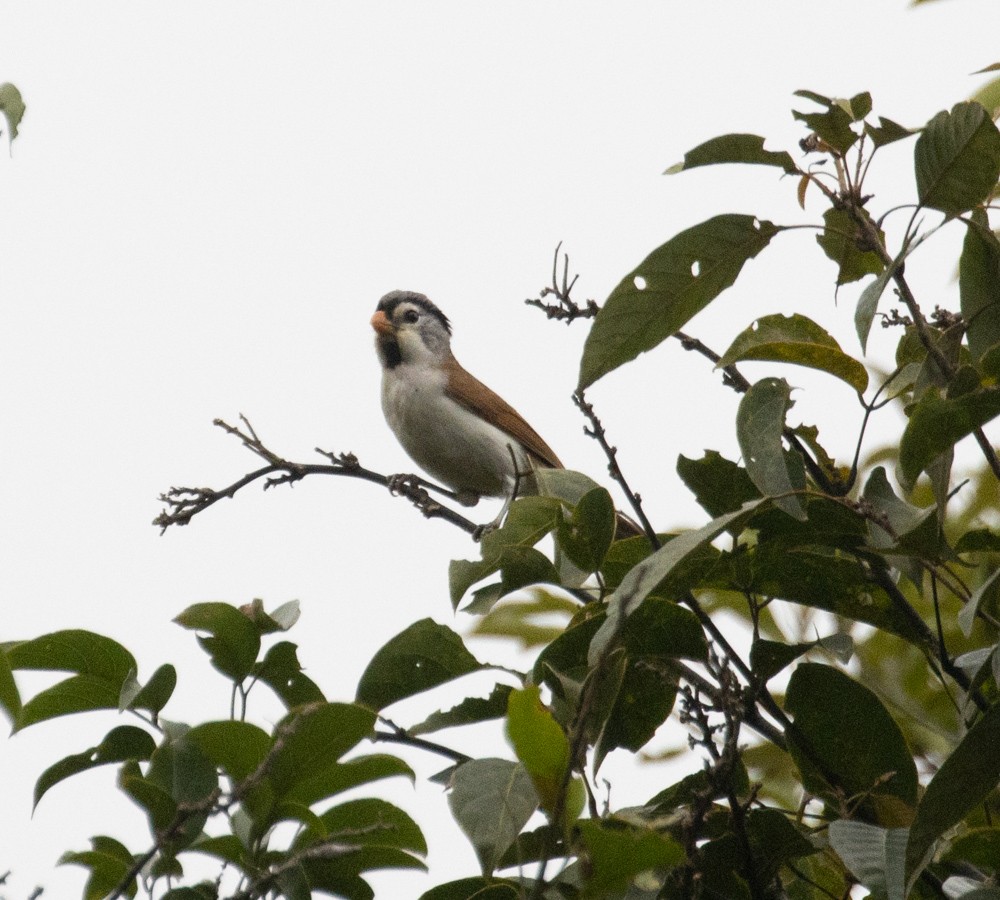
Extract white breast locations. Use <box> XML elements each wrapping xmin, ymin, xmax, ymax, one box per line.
<box><xmin>381</xmin><ymin>362</ymin><xmax>530</xmax><ymax>500</ymax></box>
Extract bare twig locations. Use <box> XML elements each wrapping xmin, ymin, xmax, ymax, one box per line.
<box><xmin>572</xmin><ymin>390</ymin><xmax>658</xmax><ymax>549</ymax></box>
<box><xmin>524</xmin><ymin>243</ymin><xmax>600</xmax><ymax>323</ymax></box>
<box><xmin>154</xmin><ymin>416</ymin><xmax>478</xmax><ymax>536</ymax></box>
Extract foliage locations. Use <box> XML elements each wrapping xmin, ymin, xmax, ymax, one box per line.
<box><xmin>8</xmin><ymin>71</ymin><xmax>1000</xmax><ymax>900</ymax></box>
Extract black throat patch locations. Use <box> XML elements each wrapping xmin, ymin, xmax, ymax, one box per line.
<box><xmin>378</xmin><ymin>334</ymin><xmax>403</xmax><ymax>369</ymax></box>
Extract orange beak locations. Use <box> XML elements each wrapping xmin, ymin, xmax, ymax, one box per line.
<box><xmin>370</xmin><ymin>309</ymin><xmax>395</xmax><ymax>336</ymax></box>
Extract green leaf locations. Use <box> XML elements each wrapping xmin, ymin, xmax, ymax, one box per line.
<box><xmin>746</xmin><ymin>542</ymin><xmax>933</xmax><ymax>647</ymax></box>
<box><xmin>942</xmin><ymin>827</ymin><xmax>1000</xmax><ymax>875</ymax></box>
<box><xmin>269</xmin><ymin>703</ymin><xmax>377</xmax><ymax>799</ymax></box>
<box><xmin>186</xmin><ymin>720</ymin><xmax>270</xmax><ymax>780</ymax></box>
<box><xmin>506</xmin><ymin>686</ymin><xmax>570</xmax><ymax>814</ymax></box>
<box><xmin>793</xmin><ymin>92</ymin><xmax>858</xmax><ymax>153</ymax></box>
<box><xmin>147</xmin><ymin>733</ymin><xmax>219</xmax><ymax>805</ymax></box>
<box><xmin>592</xmin><ymin>648</ymin><xmax>679</xmax><ymax>772</ymax></box>
<box><xmin>956</xmin><ymin>528</ymin><xmax>1000</xmax><ymax>554</ymax></box>
<box><xmin>677</xmin><ymin>451</ymin><xmax>760</xmax><ymax>518</ymax></box>
<box><xmin>905</xmin><ymin>700</ymin><xmax>1000</xmax><ymax>884</ymax></box>
<box><xmin>745</xmin><ymin>808</ymin><xmax>816</xmax><ymax>882</ymax></box>
<box><xmin>120</xmin><ymin>761</ymin><xmax>177</xmax><ymax>834</ymax></box>
<box><xmin>6</xmin><ymin>629</ymin><xmax>136</xmax><ymax>681</ymax></box>
<box><xmin>576</xmin><ymin>819</ymin><xmax>684</xmax><ymax>897</ymax></box>
<box><xmin>356</xmin><ymin>619</ymin><xmax>483</xmax><ymax>710</ymax></box>
<box><xmin>736</xmin><ymin>377</ymin><xmax>806</xmax><ymax>520</ymax></box>
<box><xmin>141</xmin><ymin>735</ymin><xmax>219</xmax><ymax>850</ymax></box>
<box><xmin>960</xmin><ymin>211</ymin><xmax>1000</xmax><ymax>362</ymax></box>
<box><xmin>642</xmin><ymin>765</ymin><xmax>749</xmax><ymax>816</ymax></box>
<box><xmin>899</xmin><ymin>387</ymin><xmax>1000</xmax><ymax>489</ymax></box>
<box><xmin>622</xmin><ymin>597</ymin><xmax>708</xmax><ymax>662</ymax></box>
<box><xmin>848</xmin><ymin>92</ymin><xmax>873</xmax><ymax>121</ymax></box>
<box><xmin>447</xmin><ymin>758</ymin><xmax>539</xmax><ymax>875</ymax></box>
<box><xmin>302</xmin><ymin>797</ymin><xmax>427</xmax><ymax>855</ymax></box>
<box><xmin>187</xmin><ymin>834</ymin><xmax>247</xmax><ymax>867</ymax></box>
<box><xmin>828</xmin><ymin>820</ymin><xmax>908</xmax><ymax>900</ymax></box>
<box><xmin>534</xmin><ymin>614</ymin><xmax>603</xmax><ymax>700</ymax></box>
<box><xmin>253</xmin><ymin>641</ymin><xmax>325</xmax><ymax>708</ymax></box>
<box><xmin>915</xmin><ymin>102</ymin><xmax>1000</xmax><ymax>216</ymax></box>
<box><xmin>281</xmin><ymin>754</ymin><xmax>415</xmax><ymax>809</ymax></box>
<box><xmin>589</xmin><ymin>501</ymin><xmax>766</xmax><ymax>664</ymax></box>
<box><xmin>419</xmin><ymin>878</ymin><xmax>520</xmax><ymax>900</ymax></box>
<box><xmin>18</xmin><ymin>674</ymin><xmax>128</xmax><ymax>729</ymax></box>
<box><xmin>750</xmin><ymin>639</ymin><xmax>816</xmax><ymax>683</ymax></box>
<box><xmin>35</xmin><ymin>725</ymin><xmax>156</xmax><ymax>808</ymax></box>
<box><xmin>579</xmin><ymin>215</ymin><xmax>781</xmax><ymax>388</ymax></box>
<box><xmin>785</xmin><ymin>664</ymin><xmax>917</xmax><ymax>824</ymax></box>
<box><xmin>298</xmin><ymin>812</ymin><xmax>427</xmax><ymax>897</ymax></box>
<box><xmin>472</xmin><ymin>588</ymin><xmax>577</xmax><ymax>649</ymax></box>
<box><xmin>719</xmin><ymin>313</ymin><xmax>869</xmax><ymax>392</ymax></box>
<box><xmin>174</xmin><ymin>602</ymin><xmax>261</xmax><ymax>680</ymax></box>
<box><xmin>865</xmin><ymin>116</ymin><xmax>916</xmax><ymax>149</ymax></box>
<box><xmin>856</xmin><ymin>264</ymin><xmax>895</xmax><ymax>354</ymax></box>
<box><xmin>816</xmin><ymin>207</ymin><xmax>885</xmax><ymax>286</ymax></box>
<box><xmin>6</xmin><ymin>630</ymin><xmax>136</xmax><ymax>728</ymax></box>
<box><xmin>449</xmin><ymin>496</ymin><xmax>562</xmax><ymax>608</ymax></box>
<box><xmin>408</xmin><ymin>684</ymin><xmax>514</xmax><ymax>736</ymax></box>
<box><xmin>0</xmin><ymin>83</ymin><xmax>26</xmax><ymax>141</ymax></box>
<box><xmin>0</xmin><ymin>646</ymin><xmax>21</xmax><ymax>726</ymax></box>
<box><xmin>160</xmin><ymin>889</ymin><xmax>216</xmax><ymax>900</ymax></box>
<box><xmin>957</xmin><ymin>567</ymin><xmax>1000</xmax><ymax>638</ymax></box>
<box><xmin>972</xmin><ymin>71</ymin><xmax>1000</xmax><ymax>116</ymax></box>
<box><xmin>129</xmin><ymin>664</ymin><xmax>177</xmax><ymax>716</ymax></box>
<box><xmin>557</xmin><ymin>487</ymin><xmax>616</xmax><ymax>573</ymax></box>
<box><xmin>667</xmin><ymin>133</ymin><xmax>797</xmax><ymax>174</ymax></box>
<box><xmin>60</xmin><ymin>837</ymin><xmax>138</xmax><ymax>900</ymax></box>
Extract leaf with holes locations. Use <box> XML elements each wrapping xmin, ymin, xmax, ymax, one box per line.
<box><xmin>719</xmin><ymin>313</ymin><xmax>868</xmax><ymax>392</ymax></box>
<box><xmin>579</xmin><ymin>215</ymin><xmax>781</xmax><ymax>389</ymax></box>
<box><xmin>174</xmin><ymin>603</ymin><xmax>261</xmax><ymax>681</ymax></box>
<box><xmin>35</xmin><ymin>725</ymin><xmax>156</xmax><ymax>809</ymax></box>
<box><xmin>736</xmin><ymin>378</ymin><xmax>806</xmax><ymax>520</ymax></box>
<box><xmin>356</xmin><ymin>619</ymin><xmax>483</xmax><ymax>710</ymax></box>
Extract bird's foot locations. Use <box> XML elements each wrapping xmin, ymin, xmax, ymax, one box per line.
<box><xmin>387</xmin><ymin>473</ymin><xmax>425</xmax><ymax>496</ymax></box>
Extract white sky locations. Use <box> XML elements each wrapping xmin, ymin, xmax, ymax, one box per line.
<box><xmin>2</xmin><ymin>2</ymin><xmax>999</xmax><ymax>896</ymax></box>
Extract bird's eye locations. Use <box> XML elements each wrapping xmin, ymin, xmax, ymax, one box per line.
<box><xmin>402</xmin><ymin>309</ymin><xmax>420</xmax><ymax>324</ymax></box>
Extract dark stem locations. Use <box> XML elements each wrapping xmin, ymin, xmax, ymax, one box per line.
<box><xmin>154</xmin><ymin>416</ymin><xmax>479</xmax><ymax>536</ymax></box>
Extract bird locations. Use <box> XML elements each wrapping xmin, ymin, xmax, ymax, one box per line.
<box><xmin>370</xmin><ymin>289</ymin><xmax>642</xmax><ymax>538</ymax></box>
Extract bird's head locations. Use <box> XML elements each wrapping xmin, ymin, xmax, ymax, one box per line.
<box><xmin>371</xmin><ymin>290</ymin><xmax>452</xmax><ymax>369</ymax></box>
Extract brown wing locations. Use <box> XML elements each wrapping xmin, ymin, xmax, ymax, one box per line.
<box><xmin>443</xmin><ymin>355</ymin><xmax>563</xmax><ymax>469</ymax></box>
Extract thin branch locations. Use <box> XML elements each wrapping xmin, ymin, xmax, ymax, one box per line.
<box><xmin>373</xmin><ymin>717</ymin><xmax>472</xmax><ymax>765</ymax></box>
<box><xmin>572</xmin><ymin>390</ymin><xmax>658</xmax><ymax>549</ymax></box>
<box><xmin>154</xmin><ymin>416</ymin><xmax>478</xmax><ymax>536</ymax></box>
